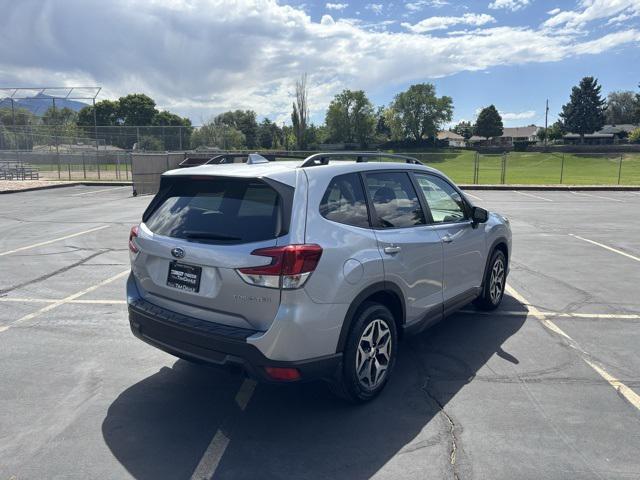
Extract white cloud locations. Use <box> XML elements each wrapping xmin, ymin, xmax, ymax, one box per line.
<box><xmin>543</xmin><ymin>0</ymin><xmax>640</xmax><ymax>30</ymax></box>
<box><xmin>547</xmin><ymin>8</ymin><xmax>561</xmax><ymax>15</ymax></box>
<box><xmin>500</xmin><ymin>110</ymin><xmax>536</xmax><ymax>120</ymax></box>
<box><xmin>488</xmin><ymin>0</ymin><xmax>530</xmax><ymax>12</ymax></box>
<box><xmin>320</xmin><ymin>14</ymin><xmax>336</xmax><ymax>26</ymax></box>
<box><xmin>1</xmin><ymin>0</ymin><xmax>638</xmax><ymax>123</ymax></box>
<box><xmin>325</xmin><ymin>2</ymin><xmax>348</xmax><ymax>11</ymax></box>
<box><xmin>405</xmin><ymin>0</ymin><xmax>449</xmax><ymax>11</ymax></box>
<box><xmin>402</xmin><ymin>13</ymin><xmax>496</xmax><ymax>32</ymax></box>
<box><xmin>366</xmin><ymin>3</ymin><xmax>384</xmax><ymax>15</ymax></box>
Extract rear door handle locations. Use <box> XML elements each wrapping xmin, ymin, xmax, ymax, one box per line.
<box><xmin>383</xmin><ymin>245</ymin><xmax>402</xmax><ymax>254</ymax></box>
<box><xmin>442</xmin><ymin>234</ymin><xmax>453</xmax><ymax>244</ymax></box>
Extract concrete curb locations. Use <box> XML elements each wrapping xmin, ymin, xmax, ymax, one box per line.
<box><xmin>460</xmin><ymin>184</ymin><xmax>640</xmax><ymax>191</ymax></box>
<box><xmin>0</xmin><ymin>181</ymin><xmax>132</xmax><ymax>194</ymax></box>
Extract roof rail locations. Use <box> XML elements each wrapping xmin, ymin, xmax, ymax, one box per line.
<box><xmin>299</xmin><ymin>151</ymin><xmax>422</xmax><ymax>168</ymax></box>
<box><xmin>202</xmin><ymin>152</ymin><xmax>307</xmax><ymax>165</ymax></box>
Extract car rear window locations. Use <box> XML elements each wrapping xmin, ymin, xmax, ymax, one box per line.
<box><xmin>144</xmin><ymin>177</ymin><xmax>288</xmax><ymax>244</ymax></box>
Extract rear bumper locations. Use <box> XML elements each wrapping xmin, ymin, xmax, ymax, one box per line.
<box><xmin>128</xmin><ymin>296</ymin><xmax>342</xmax><ymax>383</ymax></box>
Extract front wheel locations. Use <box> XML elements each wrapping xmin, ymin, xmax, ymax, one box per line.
<box><xmin>329</xmin><ymin>302</ymin><xmax>398</xmax><ymax>403</ymax></box>
<box><xmin>475</xmin><ymin>250</ymin><xmax>507</xmax><ymax>311</ymax></box>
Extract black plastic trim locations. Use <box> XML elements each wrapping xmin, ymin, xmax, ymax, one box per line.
<box><xmin>128</xmin><ymin>299</ymin><xmax>341</xmax><ymax>382</ymax></box>
<box><xmin>336</xmin><ymin>281</ymin><xmax>406</xmax><ymax>353</ymax></box>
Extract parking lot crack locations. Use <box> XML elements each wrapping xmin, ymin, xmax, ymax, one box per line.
<box><xmin>0</xmin><ymin>250</ymin><xmax>110</xmax><ymax>295</ymax></box>
<box><xmin>409</xmin><ymin>343</ymin><xmax>465</xmax><ymax>480</ymax></box>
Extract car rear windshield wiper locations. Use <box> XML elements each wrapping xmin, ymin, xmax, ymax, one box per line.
<box><xmin>183</xmin><ymin>231</ymin><xmax>241</xmax><ymax>241</ymax></box>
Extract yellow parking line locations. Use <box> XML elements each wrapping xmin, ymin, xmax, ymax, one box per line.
<box><xmin>569</xmin><ymin>234</ymin><xmax>640</xmax><ymax>263</ymax></box>
<box><xmin>0</xmin><ymin>225</ymin><xmax>109</xmax><ymax>256</ymax></box>
<box><xmin>0</xmin><ymin>270</ymin><xmax>129</xmax><ymax>333</ymax></box>
<box><xmin>506</xmin><ymin>285</ymin><xmax>640</xmax><ymax>411</ymax></box>
<box><xmin>459</xmin><ymin>309</ymin><xmax>640</xmax><ymax>319</ymax></box>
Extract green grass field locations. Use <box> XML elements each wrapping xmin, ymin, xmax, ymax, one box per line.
<box><xmin>403</xmin><ymin>150</ymin><xmax>640</xmax><ymax>185</ymax></box>
<box><xmin>14</xmin><ymin>151</ymin><xmax>640</xmax><ymax>185</ymax></box>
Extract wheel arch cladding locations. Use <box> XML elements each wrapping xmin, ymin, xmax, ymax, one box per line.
<box><xmin>336</xmin><ymin>282</ymin><xmax>405</xmax><ymax>353</ymax></box>
<box><xmin>482</xmin><ymin>238</ymin><xmax>509</xmax><ymax>289</ymax></box>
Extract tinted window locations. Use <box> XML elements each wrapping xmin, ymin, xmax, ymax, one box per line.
<box><xmin>145</xmin><ymin>177</ymin><xmax>284</xmax><ymax>244</ymax></box>
<box><xmin>414</xmin><ymin>174</ymin><xmax>467</xmax><ymax>223</ymax></box>
<box><xmin>365</xmin><ymin>172</ymin><xmax>425</xmax><ymax>228</ymax></box>
<box><xmin>320</xmin><ymin>173</ymin><xmax>369</xmax><ymax>228</ymax></box>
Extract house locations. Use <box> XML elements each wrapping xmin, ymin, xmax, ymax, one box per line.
<box><xmin>562</xmin><ymin>133</ymin><xmax>614</xmax><ymax>145</ymax></box>
<box><xmin>563</xmin><ymin>124</ymin><xmax>637</xmax><ymax>145</ymax></box>
<box><xmin>437</xmin><ymin>131</ymin><xmax>466</xmax><ymax>147</ymax></box>
<box><xmin>465</xmin><ymin>126</ymin><xmax>539</xmax><ymax>147</ymax></box>
<box><xmin>494</xmin><ymin>126</ymin><xmax>539</xmax><ymax>146</ymax></box>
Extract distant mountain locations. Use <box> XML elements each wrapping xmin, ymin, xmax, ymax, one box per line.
<box><xmin>0</xmin><ymin>93</ymin><xmax>88</xmax><ymax>116</ymax></box>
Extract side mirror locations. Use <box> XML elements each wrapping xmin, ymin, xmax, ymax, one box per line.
<box><xmin>471</xmin><ymin>206</ymin><xmax>489</xmax><ymax>224</ymax></box>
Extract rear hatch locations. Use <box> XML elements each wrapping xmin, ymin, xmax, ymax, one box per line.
<box><xmin>131</xmin><ymin>174</ymin><xmax>294</xmax><ymax>331</ymax></box>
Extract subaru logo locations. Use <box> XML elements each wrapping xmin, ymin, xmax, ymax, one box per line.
<box><xmin>171</xmin><ymin>247</ymin><xmax>185</xmax><ymax>259</ymax></box>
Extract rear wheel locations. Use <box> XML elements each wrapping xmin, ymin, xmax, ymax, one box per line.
<box><xmin>329</xmin><ymin>302</ymin><xmax>398</xmax><ymax>403</ymax></box>
<box><xmin>475</xmin><ymin>250</ymin><xmax>507</xmax><ymax>311</ymax></box>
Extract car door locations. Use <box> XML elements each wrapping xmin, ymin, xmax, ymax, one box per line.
<box><xmin>412</xmin><ymin>173</ymin><xmax>485</xmax><ymax>313</ymax></box>
<box><xmin>363</xmin><ymin>171</ymin><xmax>444</xmax><ymax>328</ymax></box>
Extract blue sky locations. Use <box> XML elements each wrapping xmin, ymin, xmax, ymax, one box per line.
<box><xmin>1</xmin><ymin>0</ymin><xmax>639</xmax><ymax>127</ymax></box>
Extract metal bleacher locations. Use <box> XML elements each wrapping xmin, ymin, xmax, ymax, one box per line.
<box><xmin>0</xmin><ymin>161</ymin><xmax>40</xmax><ymax>180</ymax></box>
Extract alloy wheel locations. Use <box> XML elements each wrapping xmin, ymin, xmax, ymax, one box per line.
<box><xmin>489</xmin><ymin>257</ymin><xmax>505</xmax><ymax>304</ymax></box>
<box><xmin>355</xmin><ymin>318</ymin><xmax>392</xmax><ymax>390</ymax></box>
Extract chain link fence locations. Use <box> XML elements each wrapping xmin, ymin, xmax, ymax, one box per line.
<box><xmin>1</xmin><ymin>149</ymin><xmax>639</xmax><ymax>188</ymax></box>
<box><xmin>0</xmin><ymin>150</ymin><xmax>131</xmax><ymax>181</ymax></box>
<box><xmin>409</xmin><ymin>151</ymin><xmax>640</xmax><ymax>186</ymax></box>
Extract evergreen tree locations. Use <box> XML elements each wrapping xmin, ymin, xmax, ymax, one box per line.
<box><xmin>559</xmin><ymin>77</ymin><xmax>606</xmax><ymax>143</ymax></box>
<box><xmin>474</xmin><ymin>105</ymin><xmax>503</xmax><ymax>139</ymax></box>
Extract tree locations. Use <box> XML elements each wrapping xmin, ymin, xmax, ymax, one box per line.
<box><xmin>257</xmin><ymin>118</ymin><xmax>283</xmax><ymax>149</ymax></box>
<box><xmin>214</xmin><ymin>110</ymin><xmax>258</xmax><ymax>148</ymax></box>
<box><xmin>605</xmin><ymin>91</ymin><xmax>639</xmax><ymax>125</ymax></box>
<box><xmin>474</xmin><ymin>105</ymin><xmax>503</xmax><ymax>140</ymax></box>
<box><xmin>635</xmin><ymin>83</ymin><xmax>640</xmax><ymax>124</ymax></box>
<box><xmin>374</xmin><ymin>106</ymin><xmax>391</xmax><ymax>142</ymax></box>
<box><xmin>291</xmin><ymin>74</ymin><xmax>309</xmax><ymax>150</ymax></box>
<box><xmin>547</xmin><ymin>121</ymin><xmax>565</xmax><ymax>141</ymax></box>
<box><xmin>452</xmin><ymin>120</ymin><xmax>473</xmax><ymax>139</ymax></box>
<box><xmin>152</xmin><ymin>110</ymin><xmax>193</xmax><ymax>149</ymax></box>
<box><xmin>191</xmin><ymin>122</ymin><xmax>246</xmax><ymax>149</ymax></box>
<box><xmin>77</xmin><ymin>100</ymin><xmax>120</xmax><ymax>126</ymax></box>
<box><xmin>118</xmin><ymin>94</ymin><xmax>157</xmax><ymax>125</ymax></box>
<box><xmin>136</xmin><ymin>135</ymin><xmax>164</xmax><ymax>151</ymax></box>
<box><xmin>42</xmin><ymin>107</ymin><xmax>78</xmax><ymax>126</ymax></box>
<box><xmin>559</xmin><ymin>76</ymin><xmax>606</xmax><ymax>144</ymax></box>
<box><xmin>387</xmin><ymin>83</ymin><xmax>453</xmax><ymax>142</ymax></box>
<box><xmin>325</xmin><ymin>89</ymin><xmax>376</xmax><ymax>147</ymax></box>
<box><xmin>0</xmin><ymin>107</ymin><xmax>37</xmax><ymax>149</ymax></box>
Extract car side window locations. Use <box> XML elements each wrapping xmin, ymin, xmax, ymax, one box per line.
<box><xmin>319</xmin><ymin>173</ymin><xmax>370</xmax><ymax>228</ymax></box>
<box><xmin>365</xmin><ymin>172</ymin><xmax>425</xmax><ymax>228</ymax></box>
<box><xmin>414</xmin><ymin>174</ymin><xmax>467</xmax><ymax>224</ymax></box>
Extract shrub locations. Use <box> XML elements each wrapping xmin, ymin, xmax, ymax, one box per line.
<box><xmin>629</xmin><ymin>128</ymin><xmax>640</xmax><ymax>144</ymax></box>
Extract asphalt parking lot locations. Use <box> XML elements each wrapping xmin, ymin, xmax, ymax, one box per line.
<box><xmin>1</xmin><ymin>185</ymin><xmax>640</xmax><ymax>480</ymax></box>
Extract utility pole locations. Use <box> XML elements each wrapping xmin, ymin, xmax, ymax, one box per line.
<box><xmin>544</xmin><ymin>99</ymin><xmax>549</xmax><ymax>150</ymax></box>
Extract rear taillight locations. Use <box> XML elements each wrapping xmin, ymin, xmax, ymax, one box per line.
<box><xmin>129</xmin><ymin>225</ymin><xmax>139</xmax><ymax>253</ymax></box>
<box><xmin>264</xmin><ymin>366</ymin><xmax>301</xmax><ymax>381</ymax></box>
<box><xmin>236</xmin><ymin>244</ymin><xmax>323</xmax><ymax>289</ymax></box>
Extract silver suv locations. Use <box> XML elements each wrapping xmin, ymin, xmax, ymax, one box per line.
<box><xmin>127</xmin><ymin>152</ymin><xmax>511</xmax><ymax>402</ymax></box>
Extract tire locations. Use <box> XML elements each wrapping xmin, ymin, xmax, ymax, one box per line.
<box><xmin>474</xmin><ymin>249</ymin><xmax>507</xmax><ymax>311</ymax></box>
<box><xmin>329</xmin><ymin>302</ymin><xmax>398</xmax><ymax>403</ymax></box>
